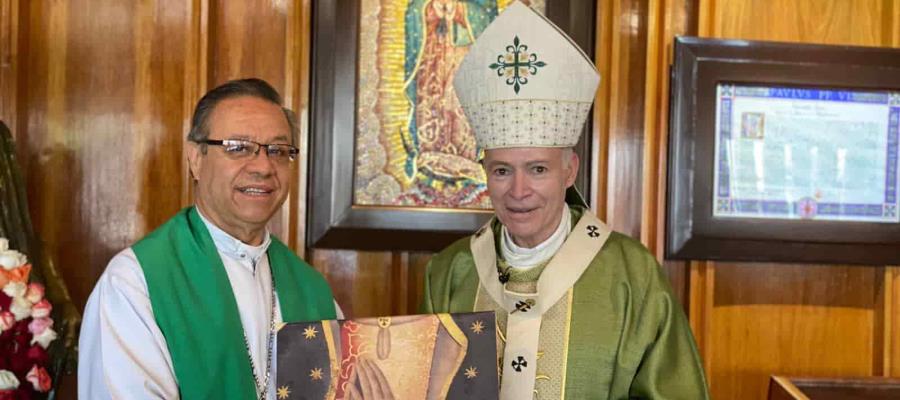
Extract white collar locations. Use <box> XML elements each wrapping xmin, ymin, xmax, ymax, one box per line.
<box><xmin>500</xmin><ymin>204</ymin><xmax>571</xmax><ymax>269</ymax></box>
<box><xmin>195</xmin><ymin>207</ymin><xmax>271</xmax><ymax>268</ymax></box>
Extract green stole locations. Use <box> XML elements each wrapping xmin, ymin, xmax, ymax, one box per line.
<box><xmin>132</xmin><ymin>207</ymin><xmax>336</xmax><ymax>399</ymax></box>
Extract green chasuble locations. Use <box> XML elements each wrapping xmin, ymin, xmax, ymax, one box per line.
<box><xmin>132</xmin><ymin>207</ymin><xmax>336</xmax><ymax>399</ymax></box>
<box><xmin>421</xmin><ymin>205</ymin><xmax>709</xmax><ymax>399</ymax></box>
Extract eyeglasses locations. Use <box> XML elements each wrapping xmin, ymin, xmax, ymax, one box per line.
<box><xmin>197</xmin><ymin>139</ymin><xmax>299</xmax><ymax>163</ymax></box>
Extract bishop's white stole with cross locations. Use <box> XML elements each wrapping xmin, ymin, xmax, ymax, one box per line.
<box><xmin>470</xmin><ymin>211</ymin><xmax>612</xmax><ymax>399</ymax></box>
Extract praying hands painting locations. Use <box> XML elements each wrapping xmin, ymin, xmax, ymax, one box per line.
<box><xmin>354</xmin><ymin>0</ymin><xmax>545</xmax><ymax>209</ymax></box>
<box><xmin>275</xmin><ymin>312</ymin><xmax>498</xmax><ymax>399</ymax></box>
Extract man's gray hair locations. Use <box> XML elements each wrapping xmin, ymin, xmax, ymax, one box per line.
<box><xmin>187</xmin><ymin>78</ymin><xmax>299</xmax><ymax>148</ymax></box>
<box><xmin>562</xmin><ymin>147</ymin><xmax>575</xmax><ymax>169</ymax></box>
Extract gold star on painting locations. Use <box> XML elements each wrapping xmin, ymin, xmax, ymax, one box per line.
<box><xmin>303</xmin><ymin>326</ymin><xmax>318</xmax><ymax>340</ymax></box>
<box><xmin>277</xmin><ymin>385</ymin><xmax>291</xmax><ymax>399</ymax></box>
<box><xmin>310</xmin><ymin>367</ymin><xmax>324</xmax><ymax>381</ymax></box>
<box><xmin>464</xmin><ymin>366</ymin><xmax>478</xmax><ymax>379</ymax></box>
<box><xmin>470</xmin><ymin>320</ymin><xmax>485</xmax><ymax>334</ymax></box>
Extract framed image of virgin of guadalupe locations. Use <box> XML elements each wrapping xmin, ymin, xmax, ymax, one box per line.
<box><xmin>308</xmin><ymin>0</ymin><xmax>596</xmax><ymax>250</ymax></box>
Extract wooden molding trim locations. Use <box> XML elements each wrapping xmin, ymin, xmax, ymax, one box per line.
<box><xmin>889</xmin><ymin>0</ymin><xmax>900</xmax><ymax>47</ymax></box>
<box><xmin>639</xmin><ymin>0</ymin><xmax>661</xmax><ymax>253</ymax></box>
<box><xmin>592</xmin><ymin>0</ymin><xmax>614</xmax><ymax>221</ymax></box>
<box><xmin>888</xmin><ymin>267</ymin><xmax>900</xmax><ymax>377</ymax></box>
<box><xmin>586</xmin><ymin>0</ymin><xmax>613</xmax><ymax>221</ymax></box>
<box><xmin>696</xmin><ymin>0</ymin><xmax>714</xmax><ymax>37</ymax></box>
<box><xmin>771</xmin><ymin>376</ymin><xmax>811</xmax><ymax>400</ymax></box>
<box><xmin>284</xmin><ymin>0</ymin><xmax>311</xmax><ymax>256</ymax></box>
<box><xmin>181</xmin><ymin>0</ymin><xmax>209</xmax><ymax>207</ymax></box>
<box><xmin>689</xmin><ymin>260</ymin><xmax>714</xmax><ymax>376</ymax></box>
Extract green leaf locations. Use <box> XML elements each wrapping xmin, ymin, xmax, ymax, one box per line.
<box><xmin>513</xmin><ymin>36</ymin><xmax>519</xmax><ymax>47</ymax></box>
<box><xmin>534</xmin><ymin>61</ymin><xmax>546</xmax><ymax>67</ymax></box>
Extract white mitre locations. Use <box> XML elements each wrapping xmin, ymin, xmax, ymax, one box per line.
<box><xmin>453</xmin><ymin>1</ymin><xmax>600</xmax><ymax>150</ymax></box>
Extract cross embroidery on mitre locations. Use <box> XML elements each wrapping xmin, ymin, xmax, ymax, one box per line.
<box><xmin>489</xmin><ymin>36</ymin><xmax>547</xmax><ymax>94</ymax></box>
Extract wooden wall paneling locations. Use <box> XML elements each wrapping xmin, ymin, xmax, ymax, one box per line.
<box><xmin>711</xmin><ymin>0</ymin><xmax>888</xmax><ymax>46</ymax></box>
<box><xmin>888</xmin><ymin>267</ymin><xmax>900</xmax><ymax>377</ymax></box>
<box><xmin>708</xmin><ymin>264</ymin><xmax>881</xmax><ymax>400</ymax></box>
<box><xmin>639</xmin><ymin>0</ymin><xmax>697</xmax><ymax>306</ymax></box>
<box><xmin>209</xmin><ymin>0</ymin><xmax>288</xmax><ymax>87</ymax></box>
<box><xmin>22</xmin><ymin>0</ymin><xmax>192</xmax><ymax>310</ymax></box>
<box><xmin>662</xmin><ymin>259</ymin><xmax>687</xmax><ymax>309</ymax></box>
<box><xmin>597</xmin><ymin>0</ymin><xmax>649</xmax><ymax>239</ymax></box>
<box><xmin>0</xmin><ymin>0</ymin><xmax>20</xmax><ymax>135</ymax></box>
<box><xmin>132</xmin><ymin>1</ymin><xmax>192</xmax><ymax>233</ymax></box>
<box><xmin>391</xmin><ymin>252</ymin><xmax>410</xmax><ymax>316</ymax></box>
<box><xmin>695</xmin><ymin>0</ymin><xmax>713</xmax><ymax>37</ymax></box>
<box><xmin>688</xmin><ymin>261</ymin><xmax>713</xmax><ymax>375</ymax></box>
<box><xmin>180</xmin><ymin>0</ymin><xmax>209</xmax><ymax>207</ymax></box>
<box><xmin>285</xmin><ymin>0</ymin><xmax>312</xmax><ymax>256</ymax></box>
<box><xmin>28</xmin><ymin>0</ymin><xmax>69</xmax><ymax>273</ymax></box>
<box><xmin>640</xmin><ymin>0</ymin><xmax>662</xmax><ymax>255</ymax></box>
<box><xmin>311</xmin><ymin>249</ymin><xmax>391</xmax><ymax>318</ymax></box>
<box><xmin>310</xmin><ymin>249</ymin><xmax>428</xmax><ymax>318</ymax></box>
<box><xmin>390</xmin><ymin>252</ymin><xmax>431</xmax><ymax>317</ymax></box>
<box><xmin>592</xmin><ymin>0</ymin><xmax>613</xmax><ymax>219</ymax></box>
<box><xmin>640</xmin><ymin>0</ymin><xmax>695</xmax><ymax>258</ymax></box>
<box><xmin>891</xmin><ymin>0</ymin><xmax>900</xmax><ymax>47</ymax></box>
<box><xmin>406</xmin><ymin>252</ymin><xmax>430</xmax><ymax>314</ymax></box>
<box><xmin>309</xmin><ymin>252</ymin><xmax>432</xmax><ymax>318</ymax></box>
<box><xmin>874</xmin><ymin>266</ymin><xmax>888</xmax><ymax>376</ymax></box>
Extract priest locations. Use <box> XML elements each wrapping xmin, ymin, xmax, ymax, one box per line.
<box><xmin>79</xmin><ymin>78</ymin><xmax>340</xmax><ymax>399</ymax></box>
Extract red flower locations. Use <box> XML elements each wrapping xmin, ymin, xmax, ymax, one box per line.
<box><xmin>0</xmin><ymin>265</ymin><xmax>31</xmax><ymax>288</ymax></box>
<box><xmin>24</xmin><ymin>346</ymin><xmax>47</xmax><ymax>366</ymax></box>
<box><xmin>9</xmin><ymin>345</ymin><xmax>31</xmax><ymax>375</ymax></box>
<box><xmin>12</xmin><ymin>320</ymin><xmax>27</xmax><ymax>335</ymax></box>
<box><xmin>29</xmin><ymin>300</ymin><xmax>51</xmax><ymax>319</ymax></box>
<box><xmin>23</xmin><ymin>284</ymin><xmax>43</xmax><ymax>305</ymax></box>
<box><xmin>25</xmin><ymin>366</ymin><xmax>50</xmax><ymax>393</ymax></box>
<box><xmin>0</xmin><ymin>293</ymin><xmax>10</xmax><ymax>312</ymax></box>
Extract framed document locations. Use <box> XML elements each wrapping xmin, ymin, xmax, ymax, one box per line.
<box><xmin>714</xmin><ymin>85</ymin><xmax>899</xmax><ymax>223</ymax></box>
<box><xmin>667</xmin><ymin>37</ymin><xmax>900</xmax><ymax>265</ymax></box>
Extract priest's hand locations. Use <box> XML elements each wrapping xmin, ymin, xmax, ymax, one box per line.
<box><xmin>347</xmin><ymin>358</ymin><xmax>395</xmax><ymax>400</ymax></box>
